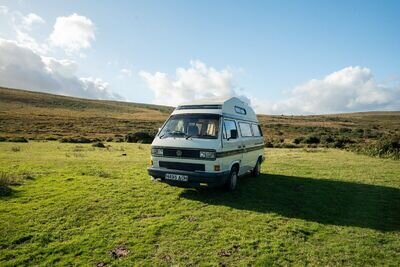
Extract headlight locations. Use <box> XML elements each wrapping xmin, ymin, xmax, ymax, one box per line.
<box><xmin>151</xmin><ymin>148</ymin><xmax>163</xmax><ymax>156</ymax></box>
<box><xmin>200</xmin><ymin>151</ymin><xmax>216</xmax><ymax>159</ymax></box>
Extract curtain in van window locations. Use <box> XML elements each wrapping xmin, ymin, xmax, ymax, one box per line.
<box><xmin>239</xmin><ymin>122</ymin><xmax>252</xmax><ymax>137</ymax></box>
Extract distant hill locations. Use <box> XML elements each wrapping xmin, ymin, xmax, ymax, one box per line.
<box><xmin>0</xmin><ymin>87</ymin><xmax>399</xmax><ymax>147</ymax></box>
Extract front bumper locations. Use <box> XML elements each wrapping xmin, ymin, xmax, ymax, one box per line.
<box><xmin>148</xmin><ymin>167</ymin><xmax>230</xmax><ymax>188</ymax></box>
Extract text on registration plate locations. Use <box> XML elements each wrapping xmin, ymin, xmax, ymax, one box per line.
<box><xmin>165</xmin><ymin>173</ymin><xmax>188</xmax><ymax>182</ymax></box>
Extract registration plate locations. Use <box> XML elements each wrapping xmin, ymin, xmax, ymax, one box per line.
<box><xmin>165</xmin><ymin>173</ymin><xmax>189</xmax><ymax>182</ymax></box>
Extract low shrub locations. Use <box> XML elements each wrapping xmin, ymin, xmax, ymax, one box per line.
<box><xmin>302</xmin><ymin>135</ymin><xmax>320</xmax><ymax>144</ymax></box>
<box><xmin>321</xmin><ymin>135</ymin><xmax>335</xmax><ymax>144</ymax></box>
<box><xmin>8</xmin><ymin>137</ymin><xmax>28</xmax><ymax>143</ymax></box>
<box><xmin>293</xmin><ymin>137</ymin><xmax>304</xmax><ymax>145</ymax></box>
<box><xmin>60</xmin><ymin>137</ymin><xmax>92</xmax><ymax>143</ymax></box>
<box><xmin>360</xmin><ymin>136</ymin><xmax>400</xmax><ymax>160</ymax></box>
<box><xmin>0</xmin><ymin>137</ymin><xmax>7</xmax><ymax>142</ymax></box>
<box><xmin>11</xmin><ymin>146</ymin><xmax>20</xmax><ymax>152</ymax></box>
<box><xmin>0</xmin><ymin>172</ymin><xmax>28</xmax><ymax>196</ymax></box>
<box><xmin>92</xmin><ymin>142</ymin><xmax>106</xmax><ymax>148</ymax></box>
<box><xmin>333</xmin><ymin>137</ymin><xmax>354</xmax><ymax>148</ymax></box>
<box><xmin>264</xmin><ymin>140</ymin><xmax>273</xmax><ymax>148</ymax></box>
<box><xmin>125</xmin><ymin>132</ymin><xmax>154</xmax><ymax>144</ymax></box>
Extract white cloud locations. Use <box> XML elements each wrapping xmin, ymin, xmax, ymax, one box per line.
<box><xmin>42</xmin><ymin>57</ymin><xmax>78</xmax><ymax>77</ymax></box>
<box><xmin>0</xmin><ymin>7</ymin><xmax>47</xmax><ymax>54</ymax></box>
<box><xmin>139</xmin><ymin>60</ymin><xmax>249</xmax><ymax>106</ymax></box>
<box><xmin>140</xmin><ymin>62</ymin><xmax>400</xmax><ymax>114</ymax></box>
<box><xmin>21</xmin><ymin>13</ymin><xmax>45</xmax><ymax>30</ymax></box>
<box><xmin>0</xmin><ymin>5</ymin><xmax>8</xmax><ymax>14</ymax></box>
<box><xmin>15</xmin><ymin>29</ymin><xmax>49</xmax><ymax>54</ymax></box>
<box><xmin>49</xmin><ymin>13</ymin><xmax>95</xmax><ymax>53</ymax></box>
<box><xmin>120</xmin><ymin>68</ymin><xmax>133</xmax><ymax>77</ymax></box>
<box><xmin>0</xmin><ymin>38</ymin><xmax>121</xmax><ymax>100</ymax></box>
<box><xmin>255</xmin><ymin>66</ymin><xmax>400</xmax><ymax>115</ymax></box>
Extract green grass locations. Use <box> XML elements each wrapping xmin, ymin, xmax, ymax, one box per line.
<box><xmin>0</xmin><ymin>142</ymin><xmax>399</xmax><ymax>266</ymax></box>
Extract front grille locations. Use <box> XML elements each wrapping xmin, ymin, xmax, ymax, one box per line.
<box><xmin>159</xmin><ymin>161</ymin><xmax>205</xmax><ymax>172</ymax></box>
<box><xmin>163</xmin><ymin>148</ymin><xmax>200</xmax><ymax>159</ymax></box>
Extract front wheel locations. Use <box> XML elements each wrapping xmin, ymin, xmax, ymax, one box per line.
<box><xmin>251</xmin><ymin>159</ymin><xmax>261</xmax><ymax>177</ymax></box>
<box><xmin>225</xmin><ymin>167</ymin><xmax>238</xmax><ymax>191</ymax></box>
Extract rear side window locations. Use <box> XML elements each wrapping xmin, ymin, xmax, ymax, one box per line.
<box><xmin>238</xmin><ymin>122</ymin><xmax>252</xmax><ymax>137</ymax></box>
<box><xmin>223</xmin><ymin>119</ymin><xmax>237</xmax><ymax>139</ymax></box>
<box><xmin>252</xmin><ymin>124</ymin><xmax>262</xmax><ymax>137</ymax></box>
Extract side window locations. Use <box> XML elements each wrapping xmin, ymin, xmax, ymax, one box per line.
<box><xmin>223</xmin><ymin>119</ymin><xmax>237</xmax><ymax>139</ymax></box>
<box><xmin>252</xmin><ymin>124</ymin><xmax>262</xmax><ymax>137</ymax></box>
<box><xmin>238</xmin><ymin>122</ymin><xmax>252</xmax><ymax>137</ymax></box>
<box><xmin>234</xmin><ymin>106</ymin><xmax>247</xmax><ymax>115</ymax></box>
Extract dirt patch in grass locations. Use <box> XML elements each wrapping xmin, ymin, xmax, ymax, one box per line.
<box><xmin>218</xmin><ymin>245</ymin><xmax>241</xmax><ymax>257</ymax></box>
<box><xmin>109</xmin><ymin>245</ymin><xmax>129</xmax><ymax>259</ymax></box>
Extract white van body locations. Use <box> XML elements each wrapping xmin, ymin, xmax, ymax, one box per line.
<box><xmin>147</xmin><ymin>97</ymin><xmax>265</xmax><ymax>190</ymax></box>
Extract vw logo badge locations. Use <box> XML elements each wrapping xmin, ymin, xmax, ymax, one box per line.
<box><xmin>176</xmin><ymin>150</ymin><xmax>182</xmax><ymax>157</ymax></box>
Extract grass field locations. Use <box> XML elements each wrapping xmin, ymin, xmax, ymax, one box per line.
<box><xmin>1</xmin><ymin>142</ymin><xmax>399</xmax><ymax>266</ymax></box>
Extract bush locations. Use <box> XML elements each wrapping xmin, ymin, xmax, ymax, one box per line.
<box><xmin>60</xmin><ymin>137</ymin><xmax>92</xmax><ymax>143</ymax></box>
<box><xmin>11</xmin><ymin>146</ymin><xmax>20</xmax><ymax>152</ymax></box>
<box><xmin>264</xmin><ymin>140</ymin><xmax>273</xmax><ymax>148</ymax></box>
<box><xmin>92</xmin><ymin>142</ymin><xmax>106</xmax><ymax>148</ymax></box>
<box><xmin>293</xmin><ymin>137</ymin><xmax>304</xmax><ymax>145</ymax></box>
<box><xmin>125</xmin><ymin>132</ymin><xmax>154</xmax><ymax>144</ymax></box>
<box><xmin>332</xmin><ymin>137</ymin><xmax>355</xmax><ymax>148</ymax></box>
<box><xmin>0</xmin><ymin>137</ymin><xmax>7</xmax><ymax>142</ymax></box>
<box><xmin>0</xmin><ymin>172</ymin><xmax>25</xmax><ymax>196</ymax></box>
<box><xmin>321</xmin><ymin>135</ymin><xmax>335</xmax><ymax>144</ymax></box>
<box><xmin>362</xmin><ymin>136</ymin><xmax>400</xmax><ymax>160</ymax></box>
<box><xmin>8</xmin><ymin>137</ymin><xmax>28</xmax><ymax>143</ymax></box>
<box><xmin>302</xmin><ymin>135</ymin><xmax>320</xmax><ymax>144</ymax></box>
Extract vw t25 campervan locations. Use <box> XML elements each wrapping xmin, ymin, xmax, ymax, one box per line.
<box><xmin>147</xmin><ymin>97</ymin><xmax>265</xmax><ymax>191</ymax></box>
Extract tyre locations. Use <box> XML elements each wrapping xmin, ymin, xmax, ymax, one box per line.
<box><xmin>225</xmin><ymin>166</ymin><xmax>238</xmax><ymax>191</ymax></box>
<box><xmin>251</xmin><ymin>159</ymin><xmax>261</xmax><ymax>177</ymax></box>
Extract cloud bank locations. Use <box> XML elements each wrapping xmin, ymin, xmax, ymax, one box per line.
<box><xmin>140</xmin><ymin>61</ymin><xmax>399</xmax><ymax>114</ymax></box>
<box><xmin>0</xmin><ymin>7</ymin><xmax>121</xmax><ymax>100</ymax></box>
<box><xmin>0</xmin><ymin>39</ymin><xmax>120</xmax><ymax>100</ymax></box>
<box><xmin>139</xmin><ymin>60</ymin><xmax>249</xmax><ymax>106</ymax></box>
<box><xmin>255</xmin><ymin>66</ymin><xmax>400</xmax><ymax>114</ymax></box>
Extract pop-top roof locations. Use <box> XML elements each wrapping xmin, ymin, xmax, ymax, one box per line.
<box><xmin>173</xmin><ymin>97</ymin><xmax>258</xmax><ymax>122</ymax></box>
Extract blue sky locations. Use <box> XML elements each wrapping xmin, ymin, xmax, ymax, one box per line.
<box><xmin>0</xmin><ymin>0</ymin><xmax>399</xmax><ymax>114</ymax></box>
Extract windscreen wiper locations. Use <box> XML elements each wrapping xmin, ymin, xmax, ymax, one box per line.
<box><xmin>185</xmin><ymin>134</ymin><xmax>199</xmax><ymax>140</ymax></box>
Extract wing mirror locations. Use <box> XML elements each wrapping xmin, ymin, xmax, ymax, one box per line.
<box><xmin>229</xmin><ymin>129</ymin><xmax>238</xmax><ymax>140</ymax></box>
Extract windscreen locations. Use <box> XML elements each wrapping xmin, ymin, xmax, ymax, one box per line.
<box><xmin>159</xmin><ymin>114</ymin><xmax>220</xmax><ymax>139</ymax></box>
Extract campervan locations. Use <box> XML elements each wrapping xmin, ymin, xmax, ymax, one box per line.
<box><xmin>147</xmin><ymin>97</ymin><xmax>265</xmax><ymax>191</ymax></box>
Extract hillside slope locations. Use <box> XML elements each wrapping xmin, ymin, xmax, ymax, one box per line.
<box><xmin>0</xmin><ymin>87</ymin><xmax>172</xmax><ymax>141</ymax></box>
<box><xmin>0</xmin><ymin>87</ymin><xmax>399</xmax><ymax>146</ymax></box>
